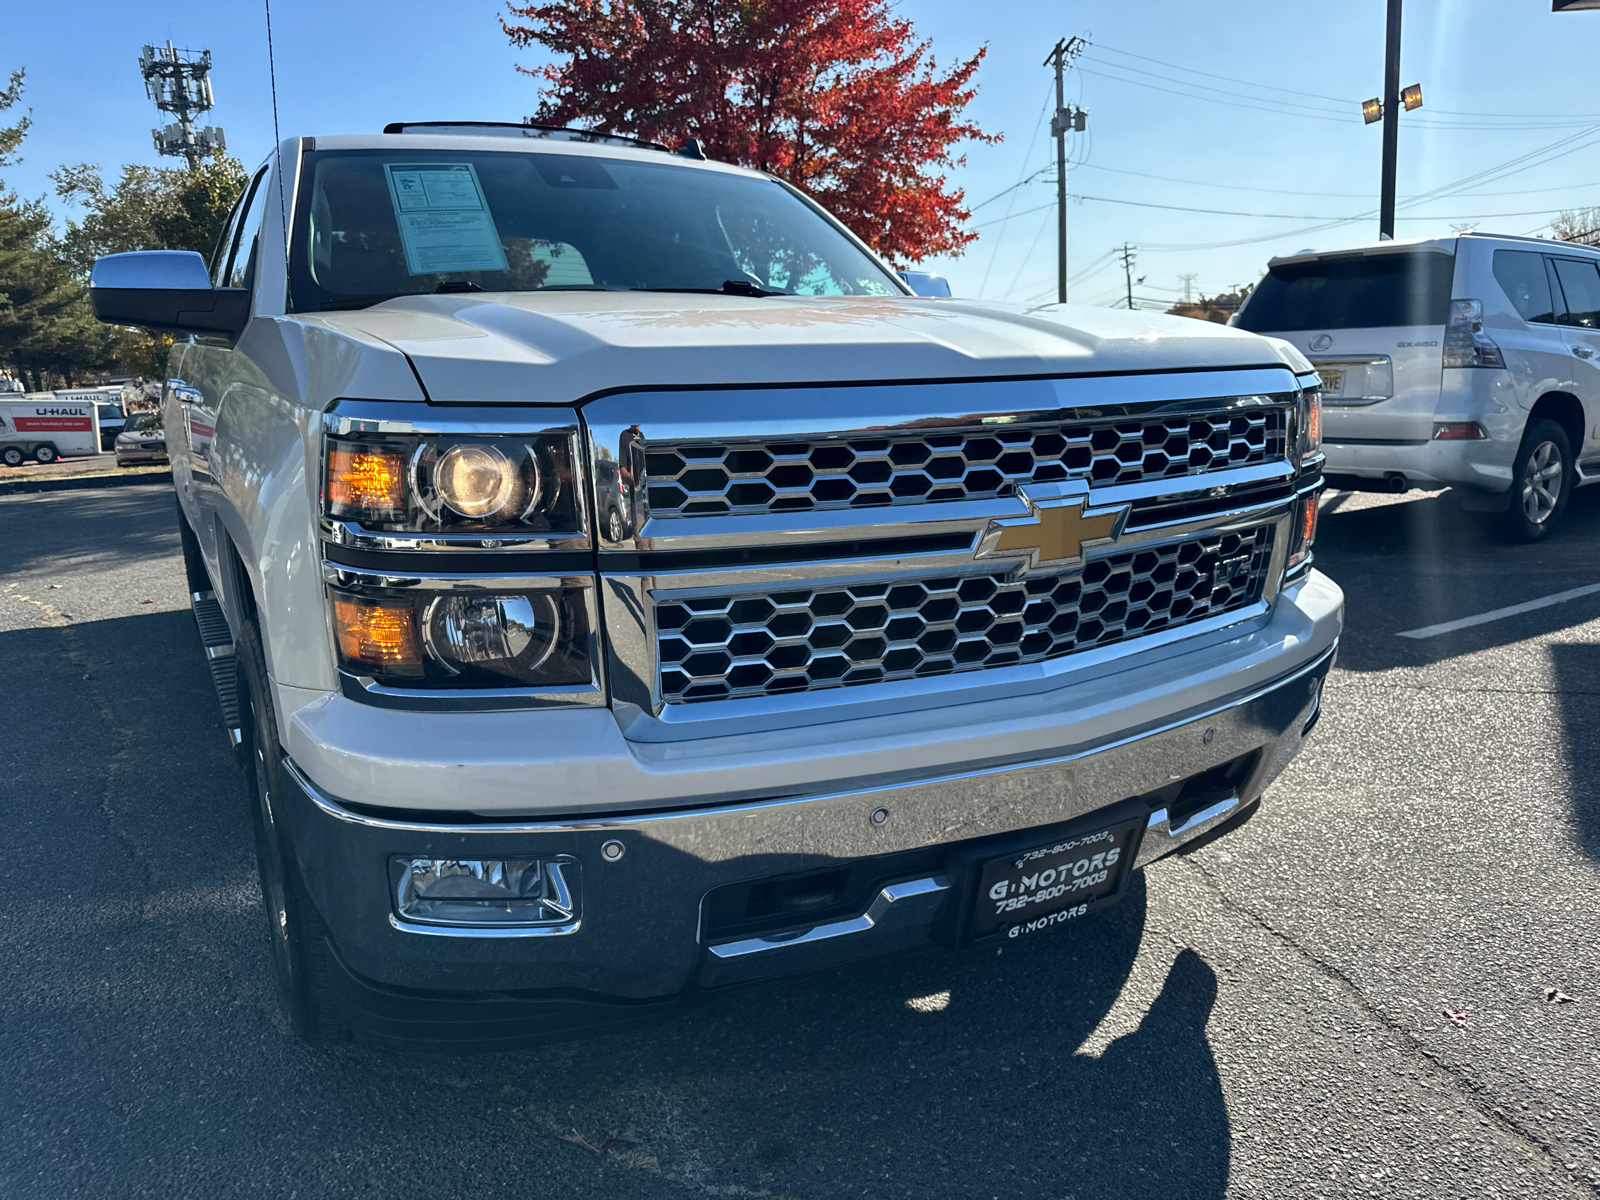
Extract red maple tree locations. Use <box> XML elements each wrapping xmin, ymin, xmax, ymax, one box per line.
<box><xmin>501</xmin><ymin>0</ymin><xmax>997</xmax><ymax>263</ymax></box>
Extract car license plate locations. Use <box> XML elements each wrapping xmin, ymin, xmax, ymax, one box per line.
<box><xmin>969</xmin><ymin>819</ymin><xmax>1143</xmax><ymax>942</ymax></box>
<box><xmin>1316</xmin><ymin>367</ymin><xmax>1344</xmax><ymax>395</ymax></box>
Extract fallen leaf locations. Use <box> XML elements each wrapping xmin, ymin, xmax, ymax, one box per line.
<box><xmin>1443</xmin><ymin>1007</ymin><xmax>1471</xmax><ymax>1028</ymax></box>
<box><xmin>1545</xmin><ymin>987</ymin><xmax>1577</xmax><ymax>1004</ymax></box>
<box><xmin>560</xmin><ymin>1127</ymin><xmax>640</xmax><ymax>1157</ymax></box>
<box><xmin>141</xmin><ymin>599</ymin><xmax>153</xmax><ymax>604</ymax></box>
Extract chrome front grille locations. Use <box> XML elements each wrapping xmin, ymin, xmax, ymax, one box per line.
<box><xmin>644</xmin><ymin>409</ymin><xmax>1287</xmax><ymax>518</ymax></box>
<box><xmin>656</xmin><ymin>525</ymin><xmax>1275</xmax><ymax>704</ymax></box>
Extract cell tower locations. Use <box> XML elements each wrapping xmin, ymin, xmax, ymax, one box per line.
<box><xmin>140</xmin><ymin>41</ymin><xmax>225</xmax><ymax>170</ymax></box>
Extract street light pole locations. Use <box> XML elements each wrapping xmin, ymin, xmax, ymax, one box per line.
<box><xmin>1379</xmin><ymin>0</ymin><xmax>1402</xmax><ymax>239</ymax></box>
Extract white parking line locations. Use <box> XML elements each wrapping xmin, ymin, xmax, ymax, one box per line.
<box><xmin>1396</xmin><ymin>583</ymin><xmax>1600</xmax><ymax>639</ymax></box>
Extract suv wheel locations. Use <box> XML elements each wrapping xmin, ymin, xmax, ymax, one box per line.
<box><xmin>1</xmin><ymin>446</ymin><xmax>23</xmax><ymax>468</ymax></box>
<box><xmin>1501</xmin><ymin>418</ymin><xmax>1573</xmax><ymax>543</ymax></box>
<box><xmin>236</xmin><ymin>620</ymin><xmax>351</xmax><ymax>1045</ymax></box>
<box><xmin>32</xmin><ymin>443</ymin><xmax>57</xmax><ymax>464</ymax></box>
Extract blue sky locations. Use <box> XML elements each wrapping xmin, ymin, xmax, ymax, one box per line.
<box><xmin>4</xmin><ymin>1</ymin><xmax>1599</xmax><ymax>308</ymax></box>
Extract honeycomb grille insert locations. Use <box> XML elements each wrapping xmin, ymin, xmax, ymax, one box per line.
<box><xmin>656</xmin><ymin>526</ymin><xmax>1275</xmax><ymax>704</ymax></box>
<box><xmin>644</xmin><ymin>408</ymin><xmax>1287</xmax><ymax>518</ymax></box>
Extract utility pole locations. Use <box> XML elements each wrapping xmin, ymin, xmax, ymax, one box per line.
<box><xmin>140</xmin><ymin>41</ymin><xmax>224</xmax><ymax>170</ymax></box>
<box><xmin>1044</xmin><ymin>37</ymin><xmax>1087</xmax><ymax>304</ymax></box>
<box><xmin>1119</xmin><ymin>243</ymin><xmax>1138</xmax><ymax>310</ymax></box>
<box><xmin>1379</xmin><ymin>0</ymin><xmax>1402</xmax><ymax>238</ymax></box>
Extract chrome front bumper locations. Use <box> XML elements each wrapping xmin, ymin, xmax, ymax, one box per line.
<box><xmin>280</xmin><ymin>642</ymin><xmax>1335</xmax><ymax>1001</ymax></box>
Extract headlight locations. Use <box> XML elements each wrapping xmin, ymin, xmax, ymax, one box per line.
<box><xmin>323</xmin><ymin>432</ymin><xmax>575</xmax><ymax>533</ymax></box>
<box><xmin>1296</xmin><ymin>385</ymin><xmax>1322</xmax><ymax>463</ymax></box>
<box><xmin>330</xmin><ymin>583</ymin><xmax>591</xmax><ymax>689</ymax></box>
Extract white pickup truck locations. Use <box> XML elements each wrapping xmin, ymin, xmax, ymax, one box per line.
<box><xmin>90</xmin><ymin>124</ymin><xmax>1342</xmax><ymax>1048</ymax></box>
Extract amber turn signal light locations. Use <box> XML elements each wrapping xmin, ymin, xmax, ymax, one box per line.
<box><xmin>327</xmin><ymin>447</ymin><xmax>406</xmax><ymax>516</ymax></box>
<box><xmin>333</xmin><ymin>596</ymin><xmax>421</xmax><ymax>671</ymax></box>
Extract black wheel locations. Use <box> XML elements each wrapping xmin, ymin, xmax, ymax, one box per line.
<box><xmin>175</xmin><ymin>499</ymin><xmax>211</xmax><ymax>595</ymax></box>
<box><xmin>1500</xmin><ymin>418</ymin><xmax>1573</xmax><ymax>543</ymax></box>
<box><xmin>236</xmin><ymin>620</ymin><xmax>350</xmax><ymax>1045</ymax></box>
<box><xmin>1</xmin><ymin>446</ymin><xmax>23</xmax><ymax>468</ymax></box>
<box><xmin>32</xmin><ymin>443</ymin><xmax>57</xmax><ymax>464</ymax></box>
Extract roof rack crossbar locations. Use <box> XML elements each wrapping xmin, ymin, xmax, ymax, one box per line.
<box><xmin>381</xmin><ymin>120</ymin><xmax>674</xmax><ymax>154</ymax></box>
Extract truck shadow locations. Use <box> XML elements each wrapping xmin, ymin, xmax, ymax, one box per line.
<box><xmin>1314</xmin><ymin>486</ymin><xmax>1600</xmax><ymax>673</ymax></box>
<box><xmin>0</xmin><ymin>610</ymin><xmax>1230</xmax><ymax>1199</ymax></box>
<box><xmin>1548</xmin><ymin>642</ymin><xmax>1600</xmax><ymax>864</ymax></box>
<box><xmin>371</xmin><ymin>874</ymin><xmax>1232</xmax><ymax>1200</ymax></box>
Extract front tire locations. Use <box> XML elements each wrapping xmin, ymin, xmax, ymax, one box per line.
<box><xmin>1500</xmin><ymin>418</ymin><xmax>1572</xmax><ymax>543</ymax></box>
<box><xmin>236</xmin><ymin>620</ymin><xmax>350</xmax><ymax>1045</ymax></box>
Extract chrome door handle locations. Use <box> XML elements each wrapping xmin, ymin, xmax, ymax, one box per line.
<box><xmin>1573</xmin><ymin>345</ymin><xmax>1595</xmax><ymax>359</ymax></box>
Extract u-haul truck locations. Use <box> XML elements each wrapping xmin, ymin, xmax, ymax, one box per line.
<box><xmin>0</xmin><ymin>395</ymin><xmax>101</xmax><ymax>466</ymax></box>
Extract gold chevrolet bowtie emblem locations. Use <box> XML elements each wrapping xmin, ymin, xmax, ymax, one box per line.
<box><xmin>978</xmin><ymin>485</ymin><xmax>1130</xmax><ymax>569</ymax></box>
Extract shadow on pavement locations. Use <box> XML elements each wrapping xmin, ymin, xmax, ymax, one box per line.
<box><xmin>0</xmin><ymin>599</ymin><xmax>1233</xmax><ymax>1199</ymax></box>
<box><xmin>1549</xmin><ymin>642</ymin><xmax>1600</xmax><ymax>863</ymax></box>
<box><xmin>1315</xmin><ymin>486</ymin><xmax>1600</xmax><ymax>673</ymax></box>
<box><xmin>2</xmin><ymin>484</ymin><xmax>183</xmax><ymax>579</ymax></box>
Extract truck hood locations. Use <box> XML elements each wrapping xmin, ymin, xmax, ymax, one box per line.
<box><xmin>307</xmin><ymin>292</ymin><xmax>1304</xmax><ymax>405</ymax></box>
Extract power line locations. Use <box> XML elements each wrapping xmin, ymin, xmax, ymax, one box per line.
<box><xmin>1090</xmin><ymin>40</ymin><xmax>1600</xmax><ymax>129</ymax></box>
<box><xmin>978</xmin><ymin>82</ymin><xmax>1055</xmax><ymax>298</ymax></box>
<box><xmin>1091</xmin><ymin>40</ymin><xmax>1360</xmax><ymax>106</ymax></box>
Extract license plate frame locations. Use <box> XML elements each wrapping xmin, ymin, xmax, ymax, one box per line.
<box><xmin>1316</xmin><ymin>367</ymin><xmax>1344</xmax><ymax>396</ymax></box>
<box><xmin>964</xmin><ymin>817</ymin><xmax>1145</xmax><ymax>944</ymax></box>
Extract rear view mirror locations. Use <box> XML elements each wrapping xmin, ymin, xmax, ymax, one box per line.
<box><xmin>90</xmin><ymin>250</ymin><xmax>250</xmax><ymax>338</ymax></box>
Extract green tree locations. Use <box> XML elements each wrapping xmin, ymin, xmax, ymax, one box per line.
<box><xmin>53</xmin><ymin>155</ymin><xmax>247</xmax><ymax>274</ymax></box>
<box><xmin>0</xmin><ymin>67</ymin><xmax>112</xmax><ymax>390</ymax></box>
<box><xmin>49</xmin><ymin>153</ymin><xmax>245</xmax><ymax>382</ymax></box>
<box><xmin>0</xmin><ymin>195</ymin><xmax>109</xmax><ymax>390</ymax></box>
<box><xmin>0</xmin><ymin>67</ymin><xmax>29</xmax><ymax>173</ymax></box>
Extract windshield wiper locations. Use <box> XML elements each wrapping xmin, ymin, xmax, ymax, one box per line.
<box><xmin>629</xmin><ymin>280</ymin><xmax>792</xmax><ymax>298</ymax></box>
<box><xmin>435</xmin><ymin>280</ymin><xmax>484</xmax><ymax>294</ymax></box>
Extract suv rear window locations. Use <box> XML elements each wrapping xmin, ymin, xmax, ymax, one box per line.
<box><xmin>1237</xmin><ymin>251</ymin><xmax>1455</xmax><ymax>332</ymax></box>
<box><xmin>1492</xmin><ymin>250</ymin><xmax>1558</xmax><ymax>323</ymax></box>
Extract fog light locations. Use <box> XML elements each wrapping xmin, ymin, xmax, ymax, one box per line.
<box><xmin>435</xmin><ymin>444</ymin><xmax>519</xmax><ymax>517</ymax></box>
<box><xmin>424</xmin><ymin>594</ymin><xmax>559</xmax><ymax>674</ymax></box>
<box><xmin>394</xmin><ymin>857</ymin><xmax>579</xmax><ymax>928</ymax></box>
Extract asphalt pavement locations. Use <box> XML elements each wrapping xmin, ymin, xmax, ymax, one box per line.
<box><xmin>2</xmin><ymin>481</ymin><xmax>1598</xmax><ymax>1199</ymax></box>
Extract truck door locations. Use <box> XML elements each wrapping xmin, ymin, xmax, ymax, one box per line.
<box><xmin>1547</xmin><ymin>254</ymin><xmax>1600</xmax><ymax>466</ymax></box>
<box><xmin>173</xmin><ymin>167</ymin><xmax>268</xmax><ymax>551</ymax></box>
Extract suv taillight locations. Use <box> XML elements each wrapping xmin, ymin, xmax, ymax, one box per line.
<box><xmin>1443</xmin><ymin>299</ymin><xmax>1506</xmax><ymax>369</ymax></box>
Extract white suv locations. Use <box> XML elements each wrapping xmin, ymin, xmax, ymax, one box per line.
<box><xmin>1234</xmin><ymin>233</ymin><xmax>1600</xmax><ymax>539</ymax></box>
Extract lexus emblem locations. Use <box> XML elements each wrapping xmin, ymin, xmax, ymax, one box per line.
<box><xmin>977</xmin><ymin>483</ymin><xmax>1130</xmax><ymax>571</ymax></box>
<box><xmin>1309</xmin><ymin>334</ymin><xmax>1333</xmax><ymax>352</ymax></box>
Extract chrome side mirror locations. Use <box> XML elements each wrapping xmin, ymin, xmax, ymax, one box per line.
<box><xmin>898</xmin><ymin>269</ymin><xmax>953</xmax><ymax>298</ymax></box>
<box><xmin>90</xmin><ymin>250</ymin><xmax>250</xmax><ymax>339</ymax></box>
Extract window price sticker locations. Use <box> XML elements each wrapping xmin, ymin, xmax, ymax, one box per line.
<box><xmin>383</xmin><ymin>162</ymin><xmax>509</xmax><ymax>277</ymax></box>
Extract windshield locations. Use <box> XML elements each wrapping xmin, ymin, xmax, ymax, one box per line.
<box><xmin>287</xmin><ymin>148</ymin><xmax>904</xmax><ymax>312</ymax></box>
<box><xmin>1237</xmin><ymin>250</ymin><xmax>1455</xmax><ymax>332</ymax></box>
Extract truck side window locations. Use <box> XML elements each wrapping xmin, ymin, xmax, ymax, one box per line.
<box><xmin>221</xmin><ymin>168</ymin><xmax>271</xmax><ymax>291</ymax></box>
<box><xmin>1491</xmin><ymin>250</ymin><xmax>1557</xmax><ymax>324</ymax></box>
<box><xmin>1551</xmin><ymin>257</ymin><xmax>1600</xmax><ymax>329</ymax></box>
<box><xmin>209</xmin><ymin>185</ymin><xmax>251</xmax><ymax>286</ymax></box>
